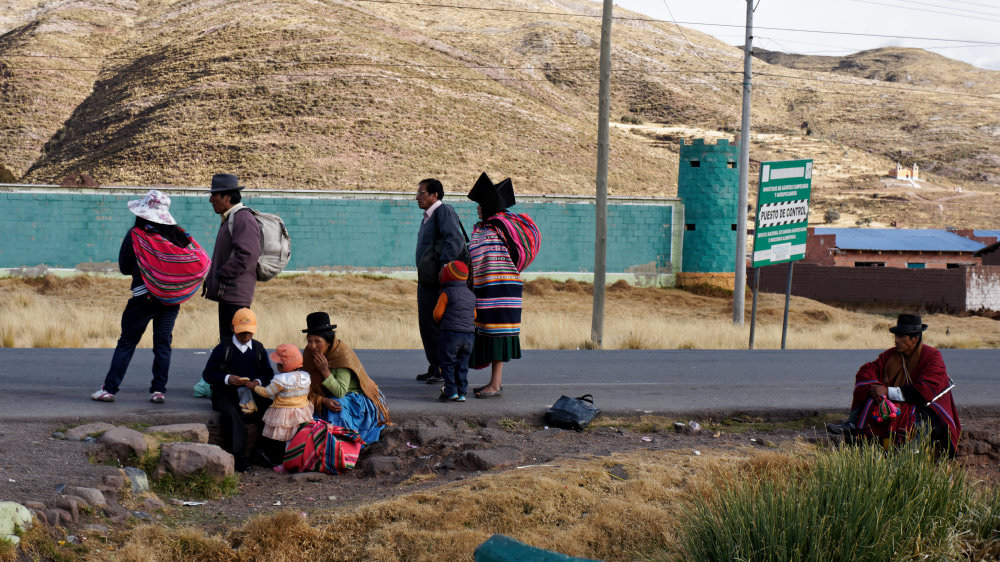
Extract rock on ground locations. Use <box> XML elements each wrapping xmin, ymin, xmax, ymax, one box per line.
<box><xmin>144</xmin><ymin>423</ymin><xmax>209</xmax><ymax>444</ymax></box>
<box><xmin>359</xmin><ymin>456</ymin><xmax>402</xmax><ymax>477</ymax></box>
<box><xmin>0</xmin><ymin>501</ymin><xmax>32</xmax><ymax>545</ymax></box>
<box><xmin>64</xmin><ymin>486</ymin><xmax>107</xmax><ymax>508</ymax></box>
<box><xmin>462</xmin><ymin>447</ymin><xmax>525</xmax><ymax>471</ymax></box>
<box><xmin>64</xmin><ymin>422</ymin><xmax>116</xmax><ymax>441</ymax></box>
<box><xmin>155</xmin><ymin>442</ymin><xmax>234</xmax><ymax>480</ymax></box>
<box><xmin>99</xmin><ymin>426</ymin><xmax>148</xmax><ymax>460</ymax></box>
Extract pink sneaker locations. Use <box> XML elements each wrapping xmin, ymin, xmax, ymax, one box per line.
<box><xmin>272</xmin><ymin>465</ymin><xmax>287</xmax><ymax>473</ymax></box>
<box><xmin>150</xmin><ymin>391</ymin><xmax>165</xmax><ymax>404</ymax></box>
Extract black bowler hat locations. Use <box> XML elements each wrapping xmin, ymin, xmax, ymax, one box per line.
<box><xmin>210</xmin><ymin>173</ymin><xmax>244</xmax><ymax>193</ymax></box>
<box><xmin>302</xmin><ymin>312</ymin><xmax>337</xmax><ymax>334</ymax></box>
<box><xmin>889</xmin><ymin>313</ymin><xmax>927</xmax><ymax>335</ymax></box>
<box><xmin>467</xmin><ymin>172</ymin><xmax>515</xmax><ymax>218</ymax></box>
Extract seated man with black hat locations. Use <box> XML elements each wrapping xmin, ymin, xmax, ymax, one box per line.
<box><xmin>834</xmin><ymin>313</ymin><xmax>961</xmax><ymax>456</ymax></box>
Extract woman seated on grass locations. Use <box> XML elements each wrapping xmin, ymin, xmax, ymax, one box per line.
<box><xmin>301</xmin><ymin>312</ymin><xmax>391</xmax><ymax>444</ymax></box>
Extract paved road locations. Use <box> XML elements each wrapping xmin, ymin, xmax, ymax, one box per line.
<box><xmin>2</xmin><ymin>348</ymin><xmax>997</xmax><ymax>423</ymax></box>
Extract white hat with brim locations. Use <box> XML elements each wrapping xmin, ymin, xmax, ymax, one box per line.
<box><xmin>128</xmin><ymin>189</ymin><xmax>177</xmax><ymax>225</ymax></box>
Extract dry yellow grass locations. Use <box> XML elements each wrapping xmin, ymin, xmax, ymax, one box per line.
<box><xmin>2</xmin><ymin>274</ymin><xmax>999</xmax><ymax>350</ymax></box>
<box><xmin>105</xmin><ymin>445</ymin><xmax>797</xmax><ymax>561</ymax></box>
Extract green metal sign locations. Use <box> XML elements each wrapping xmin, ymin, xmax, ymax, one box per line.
<box><xmin>752</xmin><ymin>159</ymin><xmax>813</xmax><ymax>267</ymax></box>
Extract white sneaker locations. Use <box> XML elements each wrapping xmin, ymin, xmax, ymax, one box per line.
<box><xmin>90</xmin><ymin>388</ymin><xmax>115</xmax><ymax>402</ymax></box>
<box><xmin>150</xmin><ymin>391</ymin><xmax>165</xmax><ymax>404</ymax></box>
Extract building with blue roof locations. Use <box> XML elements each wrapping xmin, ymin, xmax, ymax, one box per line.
<box><xmin>806</xmin><ymin>228</ymin><xmax>987</xmax><ymax>269</ymax></box>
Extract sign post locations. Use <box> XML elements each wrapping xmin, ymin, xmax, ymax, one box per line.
<box><xmin>749</xmin><ymin>159</ymin><xmax>813</xmax><ymax>349</ymax></box>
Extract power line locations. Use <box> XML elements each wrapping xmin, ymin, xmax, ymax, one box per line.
<box><xmin>347</xmin><ymin>0</ymin><xmax>1000</xmax><ymax>45</ymax></box>
<box><xmin>847</xmin><ymin>0</ymin><xmax>1000</xmax><ymax>23</ymax></box>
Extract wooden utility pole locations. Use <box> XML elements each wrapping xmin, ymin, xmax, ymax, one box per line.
<box><xmin>591</xmin><ymin>0</ymin><xmax>613</xmax><ymax>348</ymax></box>
<box><xmin>733</xmin><ymin>0</ymin><xmax>754</xmax><ymax>325</ymax></box>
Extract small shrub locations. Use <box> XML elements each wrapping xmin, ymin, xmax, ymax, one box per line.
<box><xmin>0</xmin><ymin>538</ymin><xmax>15</xmax><ymax>562</ymax></box>
<box><xmin>823</xmin><ymin>208</ymin><xmax>840</xmax><ymax>223</ymax></box>
<box><xmin>153</xmin><ymin>472</ymin><xmax>239</xmax><ymax>500</ymax></box>
<box><xmin>497</xmin><ymin>417</ymin><xmax>529</xmax><ymax>432</ymax></box>
<box><xmin>619</xmin><ymin>331</ymin><xmax>648</xmax><ymax>350</ymax></box>
<box><xmin>132</xmin><ymin>452</ymin><xmax>238</xmax><ymax>499</ymax></box>
<box><xmin>680</xmin><ymin>436</ymin><xmax>981</xmax><ymax>560</ymax></box>
<box><xmin>620</xmin><ymin>114</ymin><xmax>642</xmax><ymax>124</ymax></box>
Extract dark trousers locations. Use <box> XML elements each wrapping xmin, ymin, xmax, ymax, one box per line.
<box><xmin>102</xmin><ymin>294</ymin><xmax>179</xmax><ymax>394</ymax></box>
<box><xmin>217</xmin><ymin>301</ymin><xmax>246</xmax><ymax>343</ymax></box>
<box><xmin>212</xmin><ymin>390</ymin><xmax>273</xmax><ymax>465</ymax></box>
<box><xmin>417</xmin><ymin>283</ymin><xmax>441</xmax><ymax>376</ymax></box>
<box><xmin>439</xmin><ymin>330</ymin><xmax>475</xmax><ymax>397</ymax></box>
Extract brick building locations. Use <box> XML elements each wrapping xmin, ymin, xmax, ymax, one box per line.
<box><xmin>806</xmin><ymin>228</ymin><xmax>986</xmax><ymax>269</ymax></box>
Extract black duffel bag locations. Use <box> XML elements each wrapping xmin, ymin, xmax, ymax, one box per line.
<box><xmin>545</xmin><ymin>394</ymin><xmax>601</xmax><ymax>431</ymax></box>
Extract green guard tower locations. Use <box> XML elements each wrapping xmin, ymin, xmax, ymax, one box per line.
<box><xmin>677</xmin><ymin>138</ymin><xmax>739</xmax><ymax>288</ymax></box>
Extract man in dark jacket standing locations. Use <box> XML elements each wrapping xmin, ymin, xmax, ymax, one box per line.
<box><xmin>203</xmin><ymin>173</ymin><xmax>262</xmax><ymax>343</ymax></box>
<box><xmin>414</xmin><ymin>178</ymin><xmax>467</xmax><ymax>385</ymax></box>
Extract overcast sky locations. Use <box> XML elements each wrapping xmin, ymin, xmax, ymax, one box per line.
<box><xmin>614</xmin><ymin>0</ymin><xmax>1000</xmax><ymax>70</ymax></box>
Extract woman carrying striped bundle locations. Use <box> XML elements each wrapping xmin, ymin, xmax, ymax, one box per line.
<box><xmin>466</xmin><ymin>173</ymin><xmax>540</xmax><ymax>399</ymax></box>
<box><xmin>91</xmin><ymin>190</ymin><xmax>211</xmax><ymax>404</ymax></box>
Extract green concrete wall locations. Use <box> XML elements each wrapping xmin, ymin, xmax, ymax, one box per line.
<box><xmin>677</xmin><ymin>138</ymin><xmax>739</xmax><ymax>273</ymax></box>
<box><xmin>0</xmin><ymin>187</ymin><xmax>681</xmax><ymax>280</ymax></box>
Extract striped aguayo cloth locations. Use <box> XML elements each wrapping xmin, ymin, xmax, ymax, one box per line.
<box><xmin>470</xmin><ymin>224</ymin><xmax>523</xmax><ymax>337</ymax></box>
<box><xmin>485</xmin><ymin>211</ymin><xmax>540</xmax><ymax>272</ymax></box>
<box><xmin>131</xmin><ymin>227</ymin><xmax>211</xmax><ymax>305</ymax></box>
<box><xmin>282</xmin><ymin>420</ymin><xmax>364</xmax><ymax>474</ymax></box>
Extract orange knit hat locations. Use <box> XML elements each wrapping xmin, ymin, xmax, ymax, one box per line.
<box><xmin>269</xmin><ymin>344</ymin><xmax>303</xmax><ymax>372</ymax></box>
<box><xmin>439</xmin><ymin>260</ymin><xmax>469</xmax><ymax>283</ymax></box>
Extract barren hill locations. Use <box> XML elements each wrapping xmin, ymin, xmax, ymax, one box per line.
<box><xmin>1</xmin><ymin>0</ymin><xmax>999</xmax><ymax>227</ymax></box>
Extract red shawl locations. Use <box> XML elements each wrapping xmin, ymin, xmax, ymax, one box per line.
<box><xmin>852</xmin><ymin>344</ymin><xmax>961</xmax><ymax>448</ymax></box>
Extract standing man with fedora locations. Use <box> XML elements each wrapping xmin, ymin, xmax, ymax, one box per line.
<box><xmin>203</xmin><ymin>173</ymin><xmax>262</xmax><ymax>343</ymax></box>
<box><xmin>414</xmin><ymin>178</ymin><xmax>467</xmax><ymax>385</ymax></box>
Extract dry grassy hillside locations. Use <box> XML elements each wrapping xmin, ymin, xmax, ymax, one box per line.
<box><xmin>1</xmin><ymin>0</ymin><xmax>999</xmax><ymax>225</ymax></box>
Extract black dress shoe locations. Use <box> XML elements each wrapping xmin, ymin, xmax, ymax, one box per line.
<box><xmin>425</xmin><ymin>375</ymin><xmax>444</xmax><ymax>385</ymax></box>
<box><xmin>416</xmin><ymin>371</ymin><xmax>434</xmax><ymax>381</ymax></box>
<box><xmin>251</xmin><ymin>449</ymin><xmax>277</xmax><ymax>468</ymax></box>
<box><xmin>235</xmin><ymin>456</ymin><xmax>253</xmax><ymax>473</ymax></box>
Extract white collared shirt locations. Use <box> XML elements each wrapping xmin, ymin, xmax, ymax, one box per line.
<box><xmin>223</xmin><ymin>335</ymin><xmax>253</xmax><ymax>385</ymax></box>
<box><xmin>423</xmin><ymin>199</ymin><xmax>443</xmax><ymax>224</ymax></box>
<box><xmin>232</xmin><ymin>334</ymin><xmax>251</xmax><ymax>354</ymax></box>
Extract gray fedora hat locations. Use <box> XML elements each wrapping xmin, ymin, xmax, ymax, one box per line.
<box><xmin>210</xmin><ymin>173</ymin><xmax>244</xmax><ymax>193</ymax></box>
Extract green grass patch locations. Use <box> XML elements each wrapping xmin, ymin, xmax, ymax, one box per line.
<box><xmin>4</xmin><ymin>523</ymin><xmax>88</xmax><ymax>562</ymax></box>
<box><xmin>590</xmin><ymin>415</ymin><xmax>668</xmax><ymax>434</ymax></box>
<box><xmin>680</xmin><ymin>435</ymin><xmax>999</xmax><ymax>560</ymax></box>
<box><xmin>152</xmin><ymin>472</ymin><xmax>239</xmax><ymax>500</ymax></box>
<box><xmin>497</xmin><ymin>417</ymin><xmax>530</xmax><ymax>432</ymax></box>
<box><xmin>132</xmin><ymin>453</ymin><xmax>238</xmax><ymax>500</ymax></box>
<box><xmin>699</xmin><ymin>412</ymin><xmax>844</xmax><ymax>434</ymax></box>
<box><xmin>590</xmin><ymin>413</ymin><xmax>844</xmax><ymax>435</ymax></box>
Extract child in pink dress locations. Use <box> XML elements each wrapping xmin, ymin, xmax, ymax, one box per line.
<box><xmin>246</xmin><ymin>344</ymin><xmax>313</xmax><ymax>442</ymax></box>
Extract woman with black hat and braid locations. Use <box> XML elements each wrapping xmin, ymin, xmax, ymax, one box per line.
<box><xmin>302</xmin><ymin>312</ymin><xmax>391</xmax><ymax>444</ymax></box>
<box><xmin>465</xmin><ymin>173</ymin><xmax>523</xmax><ymax>399</ymax></box>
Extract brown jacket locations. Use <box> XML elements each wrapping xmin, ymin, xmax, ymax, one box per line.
<box><xmin>203</xmin><ymin>205</ymin><xmax>261</xmax><ymax>306</ymax></box>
